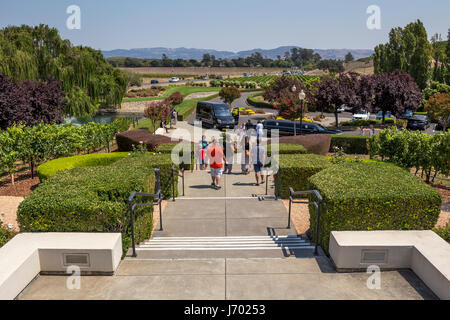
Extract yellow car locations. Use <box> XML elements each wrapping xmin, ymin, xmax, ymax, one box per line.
<box><xmin>276</xmin><ymin>116</ymin><xmax>313</xmax><ymax>122</ymax></box>
<box><xmin>232</xmin><ymin>107</ymin><xmax>255</xmax><ymax>115</ymax></box>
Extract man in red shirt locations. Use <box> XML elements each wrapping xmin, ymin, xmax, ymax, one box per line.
<box><xmin>207</xmin><ymin>138</ymin><xmax>227</xmax><ymax>190</ymax></box>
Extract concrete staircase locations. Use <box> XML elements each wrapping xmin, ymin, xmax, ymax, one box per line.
<box><xmin>133</xmin><ymin>235</ymin><xmax>316</xmax><ymax>259</ymax></box>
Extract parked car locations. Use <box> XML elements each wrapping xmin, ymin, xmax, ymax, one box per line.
<box><xmin>196</xmin><ymin>101</ymin><xmax>235</xmax><ymax>130</ymax></box>
<box><xmin>203</xmin><ymin>76</ymin><xmax>209</xmax><ymax>80</ymax></box>
<box><xmin>263</xmin><ymin>120</ymin><xmax>343</xmax><ymax>136</ymax></box>
<box><xmin>407</xmin><ymin>115</ymin><xmax>430</xmax><ymax>130</ymax></box>
<box><xmin>150</xmin><ymin>79</ymin><xmax>159</xmax><ymax>84</ymax></box>
<box><xmin>399</xmin><ymin>109</ymin><xmax>414</xmax><ymax>119</ymax></box>
<box><xmin>169</xmin><ymin>77</ymin><xmax>180</xmax><ymax>83</ymax></box>
<box><xmin>352</xmin><ymin>110</ymin><xmax>371</xmax><ymax>121</ymax></box>
<box><xmin>376</xmin><ymin>111</ymin><xmax>393</xmax><ymax>120</ymax></box>
<box><xmin>216</xmin><ymin>75</ymin><xmax>223</xmax><ymax>79</ymax></box>
<box><xmin>337</xmin><ymin>105</ymin><xmax>346</xmax><ymax>113</ymax></box>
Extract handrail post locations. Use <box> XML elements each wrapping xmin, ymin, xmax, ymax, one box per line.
<box><xmin>159</xmin><ymin>193</ymin><xmax>163</xmax><ymax>231</ymax></box>
<box><xmin>314</xmin><ymin>202</ymin><xmax>321</xmax><ymax>255</ymax></box>
<box><xmin>172</xmin><ymin>165</ymin><xmax>175</xmax><ymax>201</ymax></box>
<box><xmin>288</xmin><ymin>197</ymin><xmax>292</xmax><ymax>229</ymax></box>
<box><xmin>182</xmin><ymin>168</ymin><xmax>185</xmax><ymax>197</ymax></box>
<box><xmin>129</xmin><ymin>203</ymin><xmax>137</xmax><ymax>258</ymax></box>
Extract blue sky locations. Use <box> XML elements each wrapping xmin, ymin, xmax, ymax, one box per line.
<box><xmin>0</xmin><ymin>0</ymin><xmax>449</xmax><ymax>51</ymax></box>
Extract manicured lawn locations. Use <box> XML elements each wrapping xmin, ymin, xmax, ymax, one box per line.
<box><xmin>122</xmin><ymin>86</ymin><xmax>220</xmax><ymax>102</ymax></box>
<box><xmin>135</xmin><ymin>119</ymin><xmax>159</xmax><ymax>132</ymax></box>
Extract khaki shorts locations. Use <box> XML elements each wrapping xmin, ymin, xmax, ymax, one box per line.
<box><xmin>210</xmin><ymin>167</ymin><xmax>223</xmax><ymax>177</ymax></box>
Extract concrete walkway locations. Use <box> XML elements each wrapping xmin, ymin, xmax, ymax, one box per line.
<box><xmin>19</xmin><ymin>258</ymin><xmax>436</xmax><ymax>300</ymax></box>
<box><xmin>154</xmin><ymin>171</ymin><xmax>296</xmax><ymax>237</ymax></box>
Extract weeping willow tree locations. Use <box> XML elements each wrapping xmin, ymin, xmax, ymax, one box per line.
<box><xmin>0</xmin><ymin>24</ymin><xmax>126</xmax><ymax>117</ymax></box>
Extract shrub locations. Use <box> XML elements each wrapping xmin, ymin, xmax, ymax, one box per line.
<box><xmin>368</xmin><ymin>127</ymin><xmax>450</xmax><ymax>183</ymax></box>
<box><xmin>308</xmin><ymin>162</ymin><xmax>442</xmax><ymax>253</ymax></box>
<box><xmin>0</xmin><ymin>222</ymin><xmax>16</xmax><ymax>248</ymax></box>
<box><xmin>116</xmin><ymin>129</ymin><xmax>176</xmax><ymax>152</ymax></box>
<box><xmin>433</xmin><ymin>226</ymin><xmax>450</xmax><ymax>242</ymax></box>
<box><xmin>155</xmin><ymin>142</ymin><xmax>195</xmax><ymax>171</ymax></box>
<box><xmin>275</xmin><ymin>154</ymin><xmax>331</xmax><ymax>198</ymax></box>
<box><xmin>219</xmin><ymin>86</ymin><xmax>241</xmax><ymax>105</ymax></box>
<box><xmin>277</xmin><ymin>134</ymin><xmax>331</xmax><ymax>156</ymax></box>
<box><xmin>247</xmin><ymin>93</ymin><xmax>274</xmax><ymax>109</ymax></box>
<box><xmin>18</xmin><ymin>164</ymin><xmax>157</xmax><ymax>255</ymax></box>
<box><xmin>339</xmin><ymin>119</ymin><xmax>394</xmax><ymax>126</ymax></box>
<box><xmin>112</xmin><ymin>153</ymin><xmax>178</xmax><ymax>199</ymax></box>
<box><xmin>37</xmin><ymin>152</ymin><xmax>129</xmax><ymax>181</ymax></box>
<box><xmin>267</xmin><ymin>144</ymin><xmax>307</xmax><ymax>157</ymax></box>
<box><xmin>329</xmin><ymin>135</ymin><xmax>369</xmax><ymax>154</ymax></box>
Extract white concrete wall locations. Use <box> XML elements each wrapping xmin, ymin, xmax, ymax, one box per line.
<box><xmin>329</xmin><ymin>231</ymin><xmax>450</xmax><ymax>300</ymax></box>
<box><xmin>0</xmin><ymin>233</ymin><xmax>122</xmax><ymax>300</ymax></box>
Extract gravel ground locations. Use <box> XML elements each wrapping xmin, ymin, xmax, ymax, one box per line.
<box><xmin>281</xmin><ymin>200</ymin><xmax>310</xmax><ymax>236</ymax></box>
<box><xmin>152</xmin><ymin>200</ymin><xmax>168</xmax><ymax>233</ymax></box>
<box><xmin>0</xmin><ymin>196</ymin><xmax>23</xmax><ymax>231</ymax></box>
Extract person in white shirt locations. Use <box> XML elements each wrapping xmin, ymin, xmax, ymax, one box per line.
<box><xmin>256</xmin><ymin>120</ymin><xmax>264</xmax><ymax>138</ymax></box>
<box><xmin>250</xmin><ymin>138</ymin><xmax>266</xmax><ymax>186</ymax></box>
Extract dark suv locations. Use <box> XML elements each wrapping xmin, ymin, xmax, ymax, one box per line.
<box><xmin>407</xmin><ymin>115</ymin><xmax>430</xmax><ymax>130</ymax></box>
<box><xmin>196</xmin><ymin>101</ymin><xmax>235</xmax><ymax>129</ymax></box>
<box><xmin>263</xmin><ymin>120</ymin><xmax>342</xmax><ymax>136</ymax></box>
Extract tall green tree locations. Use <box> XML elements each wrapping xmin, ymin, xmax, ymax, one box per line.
<box><xmin>0</xmin><ymin>24</ymin><xmax>126</xmax><ymax>117</ymax></box>
<box><xmin>373</xmin><ymin>20</ymin><xmax>432</xmax><ymax>89</ymax></box>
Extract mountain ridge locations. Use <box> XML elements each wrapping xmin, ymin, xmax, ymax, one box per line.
<box><xmin>102</xmin><ymin>46</ymin><xmax>374</xmax><ymax>61</ymax></box>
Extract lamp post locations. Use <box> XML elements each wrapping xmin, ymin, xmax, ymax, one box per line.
<box><xmin>299</xmin><ymin>89</ymin><xmax>306</xmax><ymax>135</ymax></box>
<box><xmin>292</xmin><ymin>86</ymin><xmax>306</xmax><ymax>136</ymax></box>
<box><xmin>291</xmin><ymin>85</ymin><xmax>297</xmax><ymax>136</ymax></box>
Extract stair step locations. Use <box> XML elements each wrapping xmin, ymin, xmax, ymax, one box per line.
<box><xmin>150</xmin><ymin>235</ymin><xmax>300</xmax><ymax>240</ymax></box>
<box><xmin>139</xmin><ymin>243</ymin><xmax>310</xmax><ymax>248</ymax></box>
<box><xmin>136</xmin><ymin>245</ymin><xmax>315</xmax><ymax>251</ymax></box>
<box><xmin>142</xmin><ymin>240</ymin><xmax>307</xmax><ymax>245</ymax></box>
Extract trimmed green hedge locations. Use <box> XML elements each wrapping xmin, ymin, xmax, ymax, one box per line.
<box><xmin>275</xmin><ymin>154</ymin><xmax>331</xmax><ymax>198</ymax></box>
<box><xmin>330</xmin><ymin>135</ymin><xmax>369</xmax><ymax>154</ymax></box>
<box><xmin>18</xmin><ymin>164</ymin><xmax>157</xmax><ymax>255</ymax></box>
<box><xmin>308</xmin><ymin>162</ymin><xmax>442</xmax><ymax>253</ymax></box>
<box><xmin>247</xmin><ymin>93</ymin><xmax>274</xmax><ymax>109</ymax></box>
<box><xmin>340</xmin><ymin>119</ymin><xmax>394</xmax><ymax>126</ymax></box>
<box><xmin>267</xmin><ymin>143</ymin><xmax>307</xmax><ymax>157</ymax></box>
<box><xmin>155</xmin><ymin>142</ymin><xmax>195</xmax><ymax>171</ymax></box>
<box><xmin>37</xmin><ymin>152</ymin><xmax>129</xmax><ymax>181</ymax></box>
<box><xmin>113</xmin><ymin>153</ymin><xmax>178</xmax><ymax>199</ymax></box>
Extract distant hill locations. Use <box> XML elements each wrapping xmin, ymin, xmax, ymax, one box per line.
<box><xmin>102</xmin><ymin>46</ymin><xmax>374</xmax><ymax>61</ymax></box>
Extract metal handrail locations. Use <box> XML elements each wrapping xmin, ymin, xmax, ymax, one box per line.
<box><xmin>171</xmin><ymin>164</ymin><xmax>185</xmax><ymax>201</ymax></box>
<box><xmin>127</xmin><ymin>169</ymin><xmax>163</xmax><ymax>258</ymax></box>
<box><xmin>288</xmin><ymin>187</ymin><xmax>323</xmax><ymax>255</ymax></box>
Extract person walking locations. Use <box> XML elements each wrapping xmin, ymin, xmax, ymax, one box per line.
<box><xmin>245</xmin><ymin>119</ymin><xmax>253</xmax><ymax>131</ymax></box>
<box><xmin>207</xmin><ymin>138</ymin><xmax>226</xmax><ymax>189</ymax></box>
<box><xmin>199</xmin><ymin>135</ymin><xmax>209</xmax><ymax>170</ymax></box>
<box><xmin>172</xmin><ymin>109</ymin><xmax>177</xmax><ymax>127</ymax></box>
<box><xmin>241</xmin><ymin>135</ymin><xmax>250</xmax><ymax>174</ymax></box>
<box><xmin>250</xmin><ymin>137</ymin><xmax>266</xmax><ymax>186</ymax></box>
<box><xmin>223</xmin><ymin>134</ymin><xmax>236</xmax><ymax>174</ymax></box>
<box><xmin>256</xmin><ymin>120</ymin><xmax>264</xmax><ymax>138</ymax></box>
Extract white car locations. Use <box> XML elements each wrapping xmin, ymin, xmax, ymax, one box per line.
<box><xmin>352</xmin><ymin>110</ymin><xmax>371</xmax><ymax>121</ymax></box>
<box><xmin>337</xmin><ymin>105</ymin><xmax>346</xmax><ymax>113</ymax></box>
<box><xmin>169</xmin><ymin>77</ymin><xmax>180</xmax><ymax>83</ymax></box>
